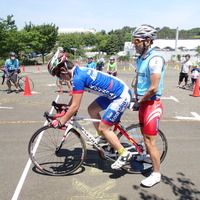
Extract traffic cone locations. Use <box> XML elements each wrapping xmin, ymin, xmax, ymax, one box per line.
<box><xmin>37</xmin><ymin>66</ymin><xmax>40</xmax><ymax>71</ymax></box>
<box><xmin>21</xmin><ymin>76</ymin><xmax>33</xmax><ymax>96</ymax></box>
<box><xmin>21</xmin><ymin>65</ymin><xmax>25</xmax><ymax>72</ymax></box>
<box><xmin>189</xmin><ymin>78</ymin><xmax>200</xmax><ymax>97</ymax></box>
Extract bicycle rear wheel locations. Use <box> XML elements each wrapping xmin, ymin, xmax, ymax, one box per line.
<box><xmin>117</xmin><ymin>123</ymin><xmax>168</xmax><ymax>173</ymax></box>
<box><xmin>18</xmin><ymin>76</ymin><xmax>34</xmax><ymax>91</ymax></box>
<box><xmin>28</xmin><ymin>125</ymin><xmax>87</xmax><ymax>176</ymax></box>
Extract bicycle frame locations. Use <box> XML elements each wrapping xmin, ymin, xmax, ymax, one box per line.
<box><xmin>61</xmin><ymin>115</ymin><xmax>143</xmax><ymax>161</ymax></box>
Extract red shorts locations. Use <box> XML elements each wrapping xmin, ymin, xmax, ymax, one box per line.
<box><xmin>139</xmin><ymin>99</ymin><xmax>163</xmax><ymax>136</ymax></box>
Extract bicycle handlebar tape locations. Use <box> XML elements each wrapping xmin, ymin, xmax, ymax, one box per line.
<box><xmin>21</xmin><ymin>76</ymin><xmax>33</xmax><ymax>96</ymax></box>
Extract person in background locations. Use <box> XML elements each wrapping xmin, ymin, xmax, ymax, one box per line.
<box><xmin>5</xmin><ymin>52</ymin><xmax>20</xmax><ymax>94</ymax></box>
<box><xmin>190</xmin><ymin>64</ymin><xmax>200</xmax><ymax>90</ymax></box>
<box><xmin>132</xmin><ymin>25</ymin><xmax>165</xmax><ymax>187</ymax></box>
<box><xmin>177</xmin><ymin>54</ymin><xmax>192</xmax><ymax>89</ymax></box>
<box><xmin>56</xmin><ymin>47</ymin><xmax>71</xmax><ymax>94</ymax></box>
<box><xmin>96</xmin><ymin>58</ymin><xmax>105</xmax><ymax>71</ymax></box>
<box><xmin>107</xmin><ymin>56</ymin><xmax>117</xmax><ymax>76</ymax></box>
<box><xmin>86</xmin><ymin>57</ymin><xmax>96</xmax><ymax>69</ymax></box>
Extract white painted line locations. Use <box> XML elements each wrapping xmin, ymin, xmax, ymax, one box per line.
<box><xmin>47</xmin><ymin>84</ymin><xmax>56</xmax><ymax>86</ymax></box>
<box><xmin>11</xmin><ymin>95</ymin><xmax>60</xmax><ymax>200</ymax></box>
<box><xmin>175</xmin><ymin>112</ymin><xmax>200</xmax><ymax>120</ymax></box>
<box><xmin>161</xmin><ymin>96</ymin><xmax>180</xmax><ymax>102</ymax></box>
<box><xmin>0</xmin><ymin>106</ymin><xmax>13</xmax><ymax>109</ymax></box>
<box><xmin>191</xmin><ymin>112</ymin><xmax>200</xmax><ymax>118</ymax></box>
<box><xmin>170</xmin><ymin>96</ymin><xmax>180</xmax><ymax>102</ymax></box>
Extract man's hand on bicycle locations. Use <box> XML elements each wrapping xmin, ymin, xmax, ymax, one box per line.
<box><xmin>50</xmin><ymin>120</ymin><xmax>63</xmax><ymax>128</ymax></box>
<box><xmin>129</xmin><ymin>98</ymin><xmax>141</xmax><ymax>111</ymax></box>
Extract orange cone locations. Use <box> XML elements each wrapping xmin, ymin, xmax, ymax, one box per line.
<box><xmin>37</xmin><ymin>66</ymin><xmax>40</xmax><ymax>71</ymax></box>
<box><xmin>21</xmin><ymin>65</ymin><xmax>25</xmax><ymax>72</ymax></box>
<box><xmin>190</xmin><ymin>78</ymin><xmax>200</xmax><ymax>97</ymax></box>
<box><xmin>21</xmin><ymin>76</ymin><xmax>33</xmax><ymax>96</ymax></box>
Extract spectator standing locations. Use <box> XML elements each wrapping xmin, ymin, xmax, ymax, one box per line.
<box><xmin>56</xmin><ymin>47</ymin><xmax>71</xmax><ymax>94</ymax></box>
<box><xmin>177</xmin><ymin>54</ymin><xmax>192</xmax><ymax>88</ymax></box>
<box><xmin>190</xmin><ymin>65</ymin><xmax>200</xmax><ymax>90</ymax></box>
<box><xmin>5</xmin><ymin>52</ymin><xmax>20</xmax><ymax>94</ymax></box>
<box><xmin>86</xmin><ymin>57</ymin><xmax>96</xmax><ymax>69</ymax></box>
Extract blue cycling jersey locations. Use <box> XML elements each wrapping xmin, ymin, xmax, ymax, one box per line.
<box><xmin>86</xmin><ymin>62</ymin><xmax>96</xmax><ymax>69</ymax></box>
<box><xmin>136</xmin><ymin>49</ymin><xmax>165</xmax><ymax>97</ymax></box>
<box><xmin>71</xmin><ymin>66</ymin><xmax>129</xmax><ymax>99</ymax></box>
<box><xmin>5</xmin><ymin>59</ymin><xmax>19</xmax><ymax>74</ymax></box>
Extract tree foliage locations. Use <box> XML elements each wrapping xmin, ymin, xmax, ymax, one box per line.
<box><xmin>1</xmin><ymin>14</ymin><xmax>200</xmax><ymax>64</ymax></box>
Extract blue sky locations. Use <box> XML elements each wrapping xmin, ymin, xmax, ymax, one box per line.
<box><xmin>1</xmin><ymin>0</ymin><xmax>199</xmax><ymax>32</ymax></box>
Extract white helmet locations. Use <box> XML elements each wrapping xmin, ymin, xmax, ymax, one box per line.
<box><xmin>47</xmin><ymin>47</ymin><xmax>68</xmax><ymax>76</ymax></box>
<box><xmin>132</xmin><ymin>25</ymin><xmax>157</xmax><ymax>40</ymax></box>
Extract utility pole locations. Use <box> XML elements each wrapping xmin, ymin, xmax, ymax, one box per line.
<box><xmin>175</xmin><ymin>27</ymin><xmax>179</xmax><ymax>53</ymax></box>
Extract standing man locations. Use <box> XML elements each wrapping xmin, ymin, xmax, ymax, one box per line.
<box><xmin>5</xmin><ymin>52</ymin><xmax>20</xmax><ymax>94</ymax></box>
<box><xmin>86</xmin><ymin>57</ymin><xmax>96</xmax><ymax>69</ymax></box>
<box><xmin>177</xmin><ymin>54</ymin><xmax>192</xmax><ymax>88</ymax></box>
<box><xmin>132</xmin><ymin>25</ymin><xmax>165</xmax><ymax>187</ymax></box>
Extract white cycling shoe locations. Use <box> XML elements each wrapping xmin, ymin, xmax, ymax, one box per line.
<box><xmin>136</xmin><ymin>154</ymin><xmax>152</xmax><ymax>164</ymax></box>
<box><xmin>111</xmin><ymin>151</ymin><xmax>132</xmax><ymax>169</ymax></box>
<box><xmin>141</xmin><ymin>172</ymin><xmax>161</xmax><ymax>187</ymax></box>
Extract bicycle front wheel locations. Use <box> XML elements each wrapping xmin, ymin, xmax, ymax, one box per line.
<box><xmin>28</xmin><ymin>125</ymin><xmax>87</xmax><ymax>176</ymax></box>
<box><xmin>117</xmin><ymin>123</ymin><xmax>168</xmax><ymax>173</ymax></box>
<box><xmin>18</xmin><ymin>76</ymin><xmax>34</xmax><ymax>91</ymax></box>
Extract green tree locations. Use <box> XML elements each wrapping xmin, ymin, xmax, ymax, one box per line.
<box><xmin>0</xmin><ymin>15</ymin><xmax>19</xmax><ymax>58</ymax></box>
<box><xmin>24</xmin><ymin>23</ymin><xmax>58</xmax><ymax>63</ymax></box>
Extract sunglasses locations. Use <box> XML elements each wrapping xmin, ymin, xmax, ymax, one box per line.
<box><xmin>133</xmin><ymin>38</ymin><xmax>145</xmax><ymax>44</ymax></box>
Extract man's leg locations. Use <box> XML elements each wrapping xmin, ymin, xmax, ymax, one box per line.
<box><xmin>143</xmin><ymin>134</ymin><xmax>160</xmax><ymax>172</ymax></box>
<box><xmin>6</xmin><ymin>78</ymin><xmax>12</xmax><ymax>93</ymax></box>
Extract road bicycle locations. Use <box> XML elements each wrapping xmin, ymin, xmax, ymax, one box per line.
<box><xmin>28</xmin><ymin>101</ymin><xmax>168</xmax><ymax>176</ymax></box>
<box><xmin>0</xmin><ymin>68</ymin><xmax>34</xmax><ymax>91</ymax></box>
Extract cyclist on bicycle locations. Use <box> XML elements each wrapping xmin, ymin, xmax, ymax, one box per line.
<box><xmin>132</xmin><ymin>25</ymin><xmax>165</xmax><ymax>187</ymax></box>
<box><xmin>107</xmin><ymin>56</ymin><xmax>117</xmax><ymax>76</ymax></box>
<box><xmin>86</xmin><ymin>57</ymin><xmax>96</xmax><ymax>69</ymax></box>
<box><xmin>47</xmin><ymin>48</ymin><xmax>132</xmax><ymax>169</ymax></box>
<box><xmin>5</xmin><ymin>52</ymin><xmax>20</xmax><ymax>93</ymax></box>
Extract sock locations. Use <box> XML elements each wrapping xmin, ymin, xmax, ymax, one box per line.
<box><xmin>117</xmin><ymin>147</ymin><xmax>127</xmax><ymax>156</ymax></box>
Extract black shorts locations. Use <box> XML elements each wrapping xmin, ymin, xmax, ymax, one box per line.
<box><xmin>179</xmin><ymin>73</ymin><xmax>188</xmax><ymax>82</ymax></box>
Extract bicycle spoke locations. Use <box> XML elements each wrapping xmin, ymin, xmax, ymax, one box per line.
<box><xmin>28</xmin><ymin>126</ymin><xmax>86</xmax><ymax>176</ymax></box>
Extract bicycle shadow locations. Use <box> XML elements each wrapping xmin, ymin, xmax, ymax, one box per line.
<box><xmin>82</xmin><ymin>149</ymin><xmax>145</xmax><ymax>179</ymax></box>
<box><xmin>31</xmin><ymin>165</ymin><xmax>85</xmax><ymax>177</ymax></box>
<box><xmin>132</xmin><ymin>172</ymin><xmax>200</xmax><ymax>200</ymax></box>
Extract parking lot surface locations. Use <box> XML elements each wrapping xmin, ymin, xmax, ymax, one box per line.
<box><xmin>0</xmin><ymin>64</ymin><xmax>200</xmax><ymax>200</ymax></box>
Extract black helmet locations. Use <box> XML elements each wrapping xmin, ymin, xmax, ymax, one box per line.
<box><xmin>9</xmin><ymin>52</ymin><xmax>15</xmax><ymax>56</ymax></box>
<box><xmin>185</xmin><ymin>54</ymin><xmax>190</xmax><ymax>58</ymax></box>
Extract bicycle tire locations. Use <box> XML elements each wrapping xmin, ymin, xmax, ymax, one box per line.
<box><xmin>18</xmin><ymin>76</ymin><xmax>34</xmax><ymax>91</ymax></box>
<box><xmin>117</xmin><ymin>123</ymin><xmax>168</xmax><ymax>173</ymax></box>
<box><xmin>0</xmin><ymin>69</ymin><xmax>6</xmax><ymax>91</ymax></box>
<box><xmin>28</xmin><ymin>125</ymin><xmax>87</xmax><ymax>176</ymax></box>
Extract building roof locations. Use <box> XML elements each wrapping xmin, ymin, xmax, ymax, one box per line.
<box><xmin>152</xmin><ymin>39</ymin><xmax>200</xmax><ymax>50</ymax></box>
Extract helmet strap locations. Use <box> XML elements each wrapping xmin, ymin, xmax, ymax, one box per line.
<box><xmin>141</xmin><ymin>41</ymin><xmax>147</xmax><ymax>56</ymax></box>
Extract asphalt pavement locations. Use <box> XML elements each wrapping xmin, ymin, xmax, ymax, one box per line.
<box><xmin>0</xmin><ymin>63</ymin><xmax>200</xmax><ymax>200</ymax></box>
